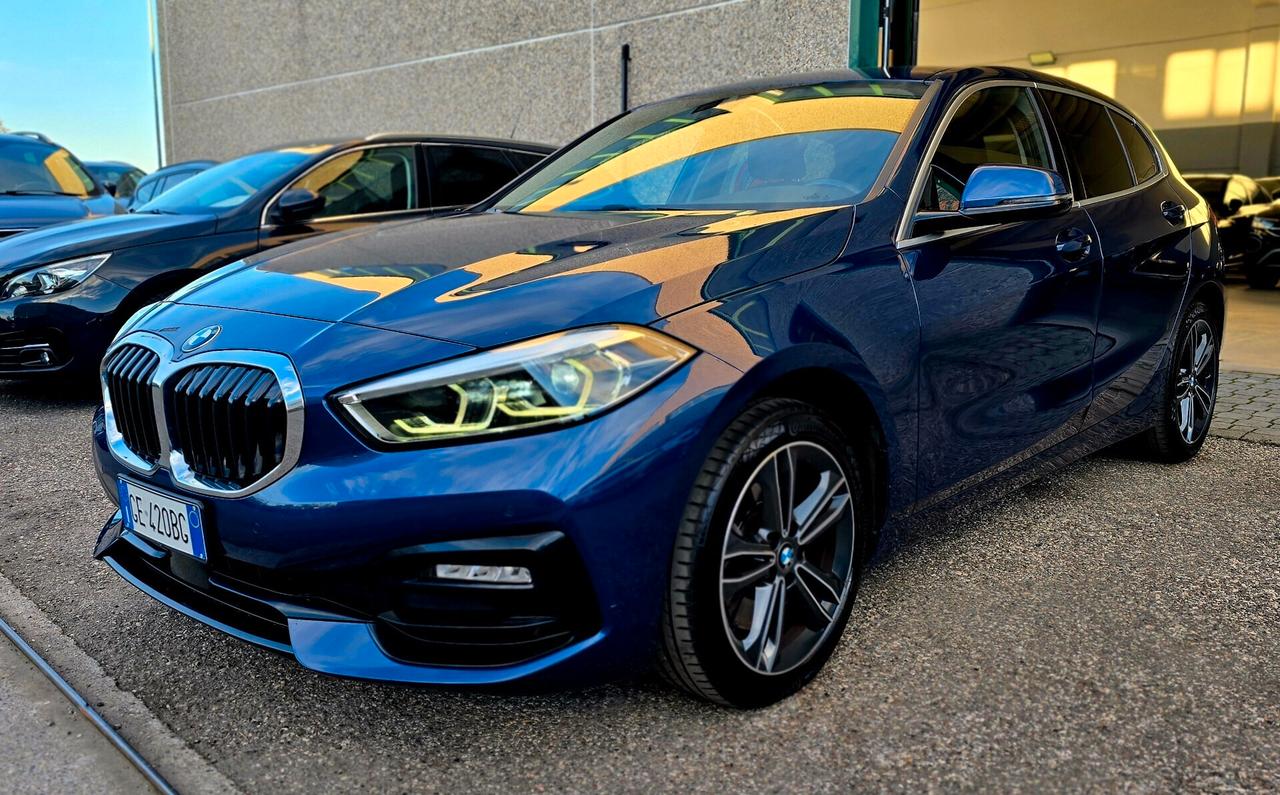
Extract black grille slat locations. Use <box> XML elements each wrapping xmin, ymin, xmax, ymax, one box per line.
<box><xmin>104</xmin><ymin>344</ymin><xmax>162</xmax><ymax>464</ymax></box>
<box><xmin>169</xmin><ymin>362</ymin><xmax>287</xmax><ymax>490</ymax></box>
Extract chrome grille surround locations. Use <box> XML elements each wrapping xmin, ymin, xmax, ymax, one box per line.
<box><xmin>100</xmin><ymin>332</ymin><xmax>305</xmax><ymax>498</ymax></box>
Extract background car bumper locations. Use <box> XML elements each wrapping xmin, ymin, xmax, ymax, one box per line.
<box><xmin>0</xmin><ymin>275</ymin><xmax>128</xmax><ymax>376</ymax></box>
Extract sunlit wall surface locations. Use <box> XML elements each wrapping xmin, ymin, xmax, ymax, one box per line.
<box><xmin>155</xmin><ymin>0</ymin><xmax>851</xmax><ymax>161</ymax></box>
<box><xmin>920</xmin><ymin>0</ymin><xmax>1280</xmax><ymax>175</ymax></box>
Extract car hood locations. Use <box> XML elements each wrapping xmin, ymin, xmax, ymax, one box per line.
<box><xmin>0</xmin><ymin>211</ymin><xmax>217</xmax><ymax>277</ymax></box>
<box><xmin>174</xmin><ymin>206</ymin><xmax>854</xmax><ymax>348</ymax></box>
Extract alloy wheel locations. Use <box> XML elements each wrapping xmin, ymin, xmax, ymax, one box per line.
<box><xmin>1174</xmin><ymin>318</ymin><xmax>1216</xmax><ymax>444</ymax></box>
<box><xmin>718</xmin><ymin>441</ymin><xmax>856</xmax><ymax>676</ymax></box>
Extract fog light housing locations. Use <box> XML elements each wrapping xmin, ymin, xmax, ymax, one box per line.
<box><xmin>434</xmin><ymin>564</ymin><xmax>533</xmax><ymax>585</ymax></box>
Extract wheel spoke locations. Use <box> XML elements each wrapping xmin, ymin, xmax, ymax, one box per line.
<box><xmin>1180</xmin><ymin>393</ymin><xmax>1194</xmax><ymax>441</ymax></box>
<box><xmin>740</xmin><ymin>576</ymin><xmax>786</xmax><ymax>671</ymax></box>
<box><xmin>794</xmin><ymin>472</ymin><xmax>849</xmax><ymax>547</ymax></box>
<box><xmin>1193</xmin><ymin>329</ymin><xmax>1213</xmax><ymax>374</ymax></box>
<box><xmin>792</xmin><ymin>574</ymin><xmax>837</xmax><ymax>628</ymax></box>
<box><xmin>796</xmin><ymin>560</ymin><xmax>843</xmax><ymax>605</ymax></box>
<box><xmin>1194</xmin><ymin>389</ymin><xmax>1211</xmax><ymax>422</ymax></box>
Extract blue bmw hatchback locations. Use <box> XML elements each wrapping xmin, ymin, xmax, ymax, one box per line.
<box><xmin>91</xmin><ymin>67</ymin><xmax>1222</xmax><ymax>707</ymax></box>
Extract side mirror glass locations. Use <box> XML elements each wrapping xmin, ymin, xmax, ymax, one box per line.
<box><xmin>274</xmin><ymin>188</ymin><xmax>326</xmax><ymax>225</ymax></box>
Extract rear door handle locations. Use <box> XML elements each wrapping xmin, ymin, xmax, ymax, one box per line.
<box><xmin>1056</xmin><ymin>227</ymin><xmax>1094</xmax><ymax>262</ymax></box>
<box><xmin>1162</xmin><ymin>201</ymin><xmax>1187</xmax><ymax>225</ymax></box>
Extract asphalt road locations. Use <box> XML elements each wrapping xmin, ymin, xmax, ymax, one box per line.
<box><xmin>1</xmin><ymin>379</ymin><xmax>1278</xmax><ymax>792</ymax></box>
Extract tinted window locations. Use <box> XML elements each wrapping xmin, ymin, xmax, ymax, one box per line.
<box><xmin>142</xmin><ymin>150</ymin><xmax>310</xmax><ymax>214</ymax></box>
<box><xmin>1041</xmin><ymin>91</ymin><xmax>1134</xmax><ymax>198</ymax></box>
<box><xmin>429</xmin><ymin>146</ymin><xmax>520</xmax><ymax>207</ymax></box>
<box><xmin>288</xmin><ymin>146</ymin><xmax>416</xmax><ymax>219</ymax></box>
<box><xmin>506</xmin><ymin>149</ymin><xmax>547</xmax><ymax>173</ymax></box>
<box><xmin>918</xmin><ymin>86</ymin><xmax>1052</xmax><ymax>212</ymax></box>
<box><xmin>0</xmin><ymin>141</ymin><xmax>95</xmax><ymax>197</ymax></box>
<box><xmin>495</xmin><ymin>81</ymin><xmax>925</xmax><ymax>213</ymax></box>
<box><xmin>132</xmin><ymin>179</ymin><xmax>158</xmax><ymax>205</ymax></box>
<box><xmin>1110</xmin><ymin>111</ymin><xmax>1159</xmax><ymax>183</ymax></box>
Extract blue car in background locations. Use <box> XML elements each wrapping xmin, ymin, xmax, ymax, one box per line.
<box><xmin>0</xmin><ymin>134</ymin><xmax>550</xmax><ymax>376</ymax></box>
<box><xmin>91</xmin><ymin>67</ymin><xmax>1222</xmax><ymax>707</ymax></box>
<box><xmin>125</xmin><ymin>159</ymin><xmax>218</xmax><ymax>209</ymax></box>
<box><xmin>0</xmin><ymin>133</ymin><xmax>122</xmax><ymax>239</ymax></box>
<box><xmin>83</xmin><ymin>160</ymin><xmax>148</xmax><ymax>204</ymax></box>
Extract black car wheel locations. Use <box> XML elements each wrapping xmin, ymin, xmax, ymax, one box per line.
<box><xmin>1140</xmin><ymin>298</ymin><xmax>1220</xmax><ymax>462</ymax></box>
<box><xmin>659</xmin><ymin>399</ymin><xmax>867</xmax><ymax>707</ymax></box>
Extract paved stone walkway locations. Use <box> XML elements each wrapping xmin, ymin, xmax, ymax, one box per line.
<box><xmin>1212</xmin><ymin>370</ymin><xmax>1280</xmax><ymax>445</ymax></box>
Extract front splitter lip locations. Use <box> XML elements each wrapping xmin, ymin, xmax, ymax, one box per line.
<box><xmin>99</xmin><ymin>514</ymin><xmax>610</xmax><ymax>686</ymax></box>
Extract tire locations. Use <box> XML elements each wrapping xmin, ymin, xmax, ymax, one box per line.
<box><xmin>1138</xmin><ymin>298</ymin><xmax>1220</xmax><ymax>463</ymax></box>
<box><xmin>659</xmin><ymin>399</ymin><xmax>868</xmax><ymax>707</ymax></box>
<box><xmin>1247</xmin><ymin>268</ymin><xmax>1279</xmax><ymax>289</ymax></box>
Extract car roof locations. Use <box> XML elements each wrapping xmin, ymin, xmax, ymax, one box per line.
<box><xmin>241</xmin><ymin>133</ymin><xmax>556</xmax><ymax>159</ymax></box>
<box><xmin>84</xmin><ymin>160</ymin><xmax>141</xmax><ymax>170</ymax></box>
<box><xmin>0</xmin><ymin>132</ymin><xmax>60</xmax><ymax>148</ymax></box>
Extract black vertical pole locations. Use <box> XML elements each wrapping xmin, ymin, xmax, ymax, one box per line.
<box><xmin>886</xmin><ymin>0</ymin><xmax>920</xmax><ymax>67</ymax></box>
<box><xmin>621</xmin><ymin>44</ymin><xmax>631</xmax><ymax>113</ymax></box>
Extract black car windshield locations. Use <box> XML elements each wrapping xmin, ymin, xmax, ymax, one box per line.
<box><xmin>138</xmin><ymin>149</ymin><xmax>313</xmax><ymax>214</ymax></box>
<box><xmin>494</xmin><ymin>80</ymin><xmax>925</xmax><ymax>214</ymax></box>
<box><xmin>0</xmin><ymin>140</ymin><xmax>97</xmax><ymax>197</ymax></box>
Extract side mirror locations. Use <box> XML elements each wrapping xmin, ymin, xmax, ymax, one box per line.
<box><xmin>103</xmin><ymin>181</ymin><xmax>118</xmax><ymax>197</ymax></box>
<box><xmin>273</xmin><ymin>188</ymin><xmax>326</xmax><ymax>225</ymax></box>
<box><xmin>1228</xmin><ymin>198</ymin><xmax>1244</xmax><ymax>214</ymax></box>
<box><xmin>958</xmin><ymin>165</ymin><xmax>1072</xmax><ymax>221</ymax></box>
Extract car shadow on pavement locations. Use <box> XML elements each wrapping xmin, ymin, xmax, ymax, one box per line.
<box><xmin>0</xmin><ymin>378</ymin><xmax>100</xmax><ymax>409</ymax></box>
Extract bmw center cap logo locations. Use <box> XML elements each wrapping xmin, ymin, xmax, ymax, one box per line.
<box><xmin>182</xmin><ymin>324</ymin><xmax>221</xmax><ymax>353</ymax></box>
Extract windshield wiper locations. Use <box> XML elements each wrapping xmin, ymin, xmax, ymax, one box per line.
<box><xmin>0</xmin><ymin>189</ymin><xmax>83</xmax><ymax>197</ymax></box>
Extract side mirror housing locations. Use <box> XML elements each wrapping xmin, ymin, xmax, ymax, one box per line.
<box><xmin>273</xmin><ymin>188</ymin><xmax>326</xmax><ymax>225</ymax></box>
<box><xmin>103</xmin><ymin>181</ymin><xmax>118</xmax><ymax>197</ymax></box>
<box><xmin>912</xmin><ymin>165</ymin><xmax>1072</xmax><ymax>236</ymax></box>
<box><xmin>1228</xmin><ymin>197</ymin><xmax>1244</xmax><ymax>214</ymax></box>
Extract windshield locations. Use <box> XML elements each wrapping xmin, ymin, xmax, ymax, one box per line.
<box><xmin>494</xmin><ymin>81</ymin><xmax>924</xmax><ymax>214</ymax></box>
<box><xmin>139</xmin><ymin>150</ymin><xmax>312</xmax><ymax>214</ymax></box>
<box><xmin>0</xmin><ymin>140</ymin><xmax>97</xmax><ymax>197</ymax></box>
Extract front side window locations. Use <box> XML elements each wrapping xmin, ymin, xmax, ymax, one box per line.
<box><xmin>288</xmin><ymin>146</ymin><xmax>416</xmax><ymax>219</ymax></box>
<box><xmin>918</xmin><ymin>86</ymin><xmax>1053</xmax><ymax>212</ymax></box>
<box><xmin>428</xmin><ymin>146</ymin><xmax>520</xmax><ymax>207</ymax></box>
<box><xmin>495</xmin><ymin>80</ymin><xmax>925</xmax><ymax>213</ymax></box>
<box><xmin>1110</xmin><ymin>111</ymin><xmax>1160</xmax><ymax>184</ymax></box>
<box><xmin>0</xmin><ymin>141</ymin><xmax>95</xmax><ymax>197</ymax></box>
<box><xmin>1041</xmin><ymin>91</ymin><xmax>1134</xmax><ymax>199</ymax></box>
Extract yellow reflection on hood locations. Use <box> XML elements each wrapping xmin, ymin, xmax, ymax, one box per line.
<box><xmin>522</xmin><ymin>94</ymin><xmax>916</xmax><ymax>213</ymax></box>
<box><xmin>688</xmin><ymin>206</ymin><xmax>845</xmax><ymax>235</ymax></box>
<box><xmin>295</xmin><ymin>270</ymin><xmax>415</xmax><ymax>297</ymax></box>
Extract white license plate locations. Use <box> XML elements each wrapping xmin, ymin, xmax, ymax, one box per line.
<box><xmin>117</xmin><ymin>478</ymin><xmax>207</xmax><ymax>561</ymax></box>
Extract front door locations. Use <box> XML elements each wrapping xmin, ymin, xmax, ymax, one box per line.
<box><xmin>903</xmin><ymin>85</ymin><xmax>1102</xmax><ymax>499</ymax></box>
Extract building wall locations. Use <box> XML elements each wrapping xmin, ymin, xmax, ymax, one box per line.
<box><xmin>156</xmin><ymin>0</ymin><xmax>851</xmax><ymax>162</ymax></box>
<box><xmin>920</xmin><ymin>0</ymin><xmax>1280</xmax><ymax>175</ymax></box>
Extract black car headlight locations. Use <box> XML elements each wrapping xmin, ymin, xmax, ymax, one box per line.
<box><xmin>336</xmin><ymin>325</ymin><xmax>696</xmax><ymax>443</ymax></box>
<box><xmin>0</xmin><ymin>253</ymin><xmax>111</xmax><ymax>299</ymax></box>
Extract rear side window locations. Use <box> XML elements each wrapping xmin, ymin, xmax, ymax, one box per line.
<box><xmin>1109</xmin><ymin>111</ymin><xmax>1160</xmax><ymax>184</ymax></box>
<box><xmin>1041</xmin><ymin>91</ymin><xmax>1134</xmax><ymax>198</ymax></box>
<box><xmin>506</xmin><ymin>149</ymin><xmax>546</xmax><ymax>173</ymax></box>
<box><xmin>427</xmin><ymin>146</ymin><xmax>520</xmax><ymax>207</ymax></box>
<box><xmin>918</xmin><ymin>86</ymin><xmax>1053</xmax><ymax>212</ymax></box>
<box><xmin>132</xmin><ymin>179</ymin><xmax>158</xmax><ymax>205</ymax></box>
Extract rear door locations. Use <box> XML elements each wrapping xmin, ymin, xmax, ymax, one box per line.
<box><xmin>903</xmin><ymin>84</ymin><xmax>1102</xmax><ymax>498</ymax></box>
<box><xmin>1039</xmin><ymin>89</ymin><xmax>1195</xmax><ymax>425</ymax></box>
<box><xmin>259</xmin><ymin>144</ymin><xmax>426</xmax><ymax>250</ymax></box>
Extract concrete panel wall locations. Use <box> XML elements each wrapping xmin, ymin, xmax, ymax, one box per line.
<box><xmin>156</xmin><ymin>0</ymin><xmax>851</xmax><ymax>162</ymax></box>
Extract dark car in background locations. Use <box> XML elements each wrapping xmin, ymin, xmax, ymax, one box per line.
<box><xmin>90</xmin><ymin>68</ymin><xmax>1221</xmax><ymax>707</ymax></box>
<box><xmin>127</xmin><ymin>160</ymin><xmax>217</xmax><ymax>209</ymax></box>
<box><xmin>84</xmin><ymin>161</ymin><xmax>147</xmax><ymax>204</ymax></box>
<box><xmin>1244</xmin><ymin>203</ymin><xmax>1280</xmax><ymax>287</ymax></box>
<box><xmin>0</xmin><ymin>133</ymin><xmax>123</xmax><ymax>239</ymax></box>
<box><xmin>1184</xmin><ymin>173</ymin><xmax>1273</xmax><ymax>265</ymax></box>
<box><xmin>0</xmin><ymin>134</ymin><xmax>552</xmax><ymax>376</ymax></box>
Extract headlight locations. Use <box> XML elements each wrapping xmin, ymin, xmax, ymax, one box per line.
<box><xmin>0</xmin><ymin>253</ymin><xmax>110</xmax><ymax>299</ymax></box>
<box><xmin>336</xmin><ymin>325</ymin><xmax>696</xmax><ymax>444</ymax></box>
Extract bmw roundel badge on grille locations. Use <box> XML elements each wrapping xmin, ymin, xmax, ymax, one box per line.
<box><xmin>181</xmin><ymin>324</ymin><xmax>221</xmax><ymax>352</ymax></box>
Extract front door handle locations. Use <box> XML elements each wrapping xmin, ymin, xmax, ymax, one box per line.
<box><xmin>1056</xmin><ymin>227</ymin><xmax>1094</xmax><ymax>262</ymax></box>
<box><xmin>1162</xmin><ymin>201</ymin><xmax>1187</xmax><ymax>225</ymax></box>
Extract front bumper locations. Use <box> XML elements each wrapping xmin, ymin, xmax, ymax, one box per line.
<box><xmin>0</xmin><ymin>275</ymin><xmax>129</xmax><ymax>376</ymax></box>
<box><xmin>92</xmin><ymin>351</ymin><xmax>743</xmax><ymax>686</ymax></box>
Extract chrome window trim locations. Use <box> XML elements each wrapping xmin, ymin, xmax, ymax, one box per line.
<box><xmin>895</xmin><ymin>79</ymin><xmax>1170</xmax><ymax>244</ymax></box>
<box><xmin>100</xmin><ymin>332</ymin><xmax>306</xmax><ymax>498</ymax></box>
<box><xmin>258</xmin><ymin>142</ymin><xmax>421</xmax><ymax>229</ymax></box>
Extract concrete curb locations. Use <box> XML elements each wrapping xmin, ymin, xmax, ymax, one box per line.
<box><xmin>0</xmin><ymin>573</ymin><xmax>241</xmax><ymax>795</ymax></box>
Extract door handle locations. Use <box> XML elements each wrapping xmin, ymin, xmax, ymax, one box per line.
<box><xmin>1056</xmin><ymin>227</ymin><xmax>1094</xmax><ymax>262</ymax></box>
<box><xmin>1161</xmin><ymin>201</ymin><xmax>1186</xmax><ymax>225</ymax></box>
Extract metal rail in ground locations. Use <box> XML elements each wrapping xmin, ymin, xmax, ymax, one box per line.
<box><xmin>0</xmin><ymin>615</ymin><xmax>178</xmax><ymax>795</ymax></box>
